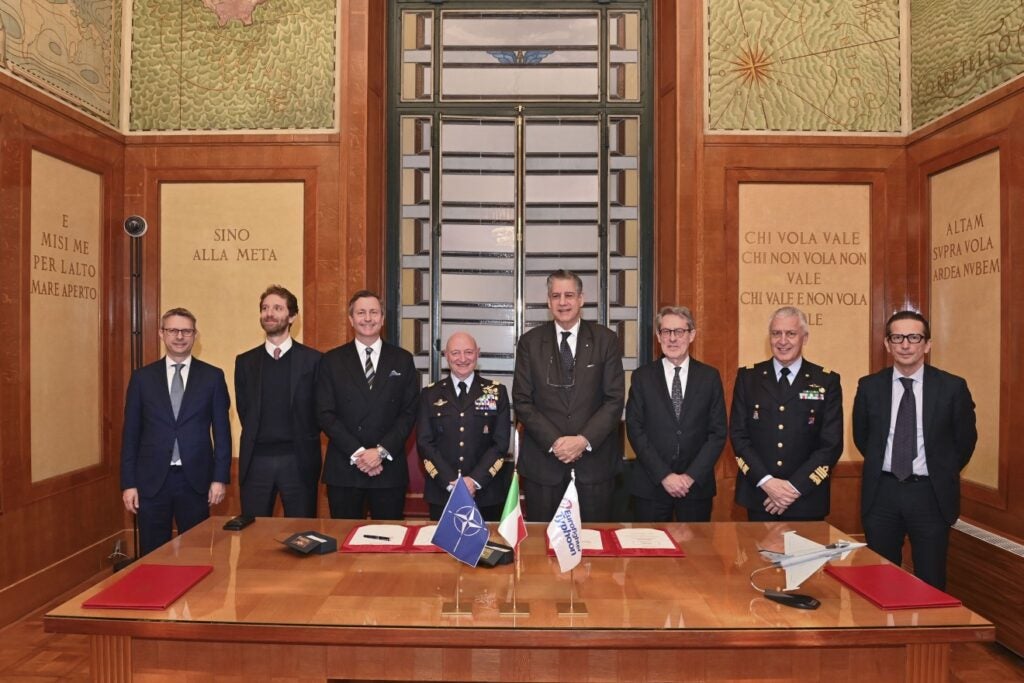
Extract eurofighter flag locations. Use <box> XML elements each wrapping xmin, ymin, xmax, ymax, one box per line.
<box><xmin>547</xmin><ymin>477</ymin><xmax>583</xmax><ymax>572</ymax></box>
<box><xmin>432</xmin><ymin>477</ymin><xmax>488</xmax><ymax>567</ymax></box>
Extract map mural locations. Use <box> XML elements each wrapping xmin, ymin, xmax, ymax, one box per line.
<box><xmin>707</xmin><ymin>0</ymin><xmax>901</xmax><ymax>132</ymax></box>
<box><xmin>130</xmin><ymin>0</ymin><xmax>336</xmax><ymax>131</ymax></box>
<box><xmin>912</xmin><ymin>0</ymin><xmax>1024</xmax><ymax>128</ymax></box>
<box><xmin>0</xmin><ymin>0</ymin><xmax>121</xmax><ymax>126</ymax></box>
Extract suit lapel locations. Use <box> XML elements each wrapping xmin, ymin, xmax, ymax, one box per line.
<box><xmin>288</xmin><ymin>343</ymin><xmax>301</xmax><ymax>405</ymax></box>
<box><xmin>922</xmin><ymin>365</ymin><xmax>937</xmax><ymax>441</ymax></box>
<box><xmin>154</xmin><ymin>360</ymin><xmax>176</xmax><ymax>421</ymax></box>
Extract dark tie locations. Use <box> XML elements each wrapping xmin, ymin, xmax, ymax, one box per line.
<box><xmin>170</xmin><ymin>363</ymin><xmax>184</xmax><ymax>464</ymax></box>
<box><xmin>891</xmin><ymin>377</ymin><xmax>916</xmax><ymax>481</ymax></box>
<box><xmin>560</xmin><ymin>331</ymin><xmax>574</xmax><ymax>380</ymax></box>
<box><xmin>778</xmin><ymin>366</ymin><xmax>790</xmax><ymax>387</ymax></box>
<box><xmin>364</xmin><ymin>347</ymin><xmax>375</xmax><ymax>389</ymax></box>
<box><xmin>273</xmin><ymin>347</ymin><xmax>281</xmax><ymax>360</ymax></box>
<box><xmin>457</xmin><ymin>380</ymin><xmax>469</xmax><ymax>409</ymax></box>
<box><xmin>671</xmin><ymin>366</ymin><xmax>683</xmax><ymax>419</ymax></box>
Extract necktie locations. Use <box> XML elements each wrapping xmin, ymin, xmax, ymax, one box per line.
<box><xmin>560</xmin><ymin>331</ymin><xmax>574</xmax><ymax>381</ymax></box>
<box><xmin>457</xmin><ymin>380</ymin><xmax>469</xmax><ymax>408</ymax></box>
<box><xmin>170</xmin><ymin>363</ymin><xmax>184</xmax><ymax>464</ymax></box>
<box><xmin>273</xmin><ymin>347</ymin><xmax>281</xmax><ymax>360</ymax></box>
<box><xmin>364</xmin><ymin>347</ymin><xmax>375</xmax><ymax>389</ymax></box>
<box><xmin>671</xmin><ymin>366</ymin><xmax>683</xmax><ymax>419</ymax></box>
<box><xmin>778</xmin><ymin>366</ymin><xmax>790</xmax><ymax>387</ymax></box>
<box><xmin>891</xmin><ymin>377</ymin><xmax>916</xmax><ymax>481</ymax></box>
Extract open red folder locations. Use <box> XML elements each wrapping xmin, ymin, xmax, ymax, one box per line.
<box><xmin>82</xmin><ymin>564</ymin><xmax>213</xmax><ymax>610</ymax></box>
<box><xmin>825</xmin><ymin>564</ymin><xmax>962</xmax><ymax>610</ymax></box>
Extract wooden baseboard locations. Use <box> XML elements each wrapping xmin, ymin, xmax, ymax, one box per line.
<box><xmin>948</xmin><ymin>520</ymin><xmax>1024</xmax><ymax>656</ymax></box>
<box><xmin>0</xmin><ymin>530</ymin><xmax>131</xmax><ymax>628</ymax></box>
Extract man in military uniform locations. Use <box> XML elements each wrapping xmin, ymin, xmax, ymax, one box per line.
<box><xmin>417</xmin><ymin>332</ymin><xmax>511</xmax><ymax>521</ymax></box>
<box><xmin>730</xmin><ymin>306</ymin><xmax>843</xmax><ymax>521</ymax></box>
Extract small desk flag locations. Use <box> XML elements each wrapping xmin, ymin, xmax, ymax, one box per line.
<box><xmin>547</xmin><ymin>477</ymin><xmax>583</xmax><ymax>572</ymax></box>
<box><xmin>498</xmin><ymin>471</ymin><xmax>527</xmax><ymax>551</ymax></box>
<box><xmin>432</xmin><ymin>477</ymin><xmax>488</xmax><ymax>567</ymax></box>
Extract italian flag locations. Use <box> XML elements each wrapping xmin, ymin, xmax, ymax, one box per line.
<box><xmin>498</xmin><ymin>471</ymin><xmax>527</xmax><ymax>551</ymax></box>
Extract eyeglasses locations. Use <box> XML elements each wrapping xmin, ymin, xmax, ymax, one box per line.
<box><xmin>658</xmin><ymin>327</ymin><xmax>693</xmax><ymax>339</ymax></box>
<box><xmin>162</xmin><ymin>328</ymin><xmax>196</xmax><ymax>337</ymax></box>
<box><xmin>769</xmin><ymin>330</ymin><xmax>802</xmax><ymax>340</ymax></box>
<box><xmin>887</xmin><ymin>333</ymin><xmax>927</xmax><ymax>344</ymax></box>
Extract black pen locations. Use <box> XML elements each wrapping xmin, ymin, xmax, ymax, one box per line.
<box><xmin>364</xmin><ymin>534</ymin><xmax>392</xmax><ymax>541</ymax></box>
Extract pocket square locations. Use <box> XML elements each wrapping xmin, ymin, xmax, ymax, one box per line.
<box><xmin>389</xmin><ymin>369</ymin><xmax>402</xmax><ymax>377</ymax></box>
<box><xmin>586</xmin><ymin>363</ymin><xmax>596</xmax><ymax>368</ymax></box>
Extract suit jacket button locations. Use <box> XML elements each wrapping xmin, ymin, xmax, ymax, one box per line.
<box><xmin>459</xmin><ymin>427</ymin><xmax>465</xmax><ymax>432</ymax></box>
<box><xmin>676</xmin><ymin>430</ymin><xmax>681</xmax><ymax>436</ymax></box>
<box><xmin>459</xmin><ymin>441</ymin><xmax>464</xmax><ymax>447</ymax></box>
<box><xmin>778</xmin><ymin>424</ymin><xmax>784</xmax><ymax>430</ymax></box>
<box><xmin>459</xmin><ymin>457</ymin><xmax>464</xmax><ymax>462</ymax></box>
<box><xmin>777</xmin><ymin>460</ymin><xmax>783</xmax><ymax>466</ymax></box>
<box><xmin>777</xmin><ymin>442</ymin><xmax>783</xmax><ymax>448</ymax></box>
<box><xmin>779</xmin><ymin>406</ymin><xmax>785</xmax><ymax>412</ymax></box>
<box><xmin>460</xmin><ymin>412</ymin><xmax>465</xmax><ymax>417</ymax></box>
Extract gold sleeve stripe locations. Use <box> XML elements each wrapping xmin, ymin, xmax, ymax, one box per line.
<box><xmin>488</xmin><ymin>459</ymin><xmax>504</xmax><ymax>478</ymax></box>
<box><xmin>424</xmin><ymin>460</ymin><xmax>439</xmax><ymax>479</ymax></box>
<box><xmin>809</xmin><ymin>465</ymin><xmax>830</xmax><ymax>486</ymax></box>
<box><xmin>735</xmin><ymin>457</ymin><xmax>750</xmax><ymax>475</ymax></box>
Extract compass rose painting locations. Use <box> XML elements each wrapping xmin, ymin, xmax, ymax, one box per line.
<box><xmin>707</xmin><ymin>0</ymin><xmax>901</xmax><ymax>132</ymax></box>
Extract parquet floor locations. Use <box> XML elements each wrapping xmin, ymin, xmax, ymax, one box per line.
<box><xmin>1</xmin><ymin>573</ymin><xmax>1021</xmax><ymax>681</ymax></box>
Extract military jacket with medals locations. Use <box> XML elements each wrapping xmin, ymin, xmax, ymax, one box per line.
<box><xmin>416</xmin><ymin>374</ymin><xmax>511</xmax><ymax>507</ymax></box>
<box><xmin>729</xmin><ymin>358</ymin><xmax>843</xmax><ymax>518</ymax></box>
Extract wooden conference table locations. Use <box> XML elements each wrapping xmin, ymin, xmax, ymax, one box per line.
<box><xmin>45</xmin><ymin>518</ymin><xmax>993</xmax><ymax>682</ymax></box>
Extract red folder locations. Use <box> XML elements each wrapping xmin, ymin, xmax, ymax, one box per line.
<box><xmin>825</xmin><ymin>564</ymin><xmax>962</xmax><ymax>610</ymax></box>
<box><xmin>82</xmin><ymin>564</ymin><xmax>213</xmax><ymax>610</ymax></box>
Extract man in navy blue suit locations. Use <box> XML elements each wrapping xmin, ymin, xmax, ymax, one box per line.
<box><xmin>121</xmin><ymin>308</ymin><xmax>231</xmax><ymax>556</ymax></box>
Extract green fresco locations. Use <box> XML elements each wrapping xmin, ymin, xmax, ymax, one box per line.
<box><xmin>911</xmin><ymin>0</ymin><xmax>1024</xmax><ymax>128</ymax></box>
<box><xmin>0</xmin><ymin>0</ymin><xmax>121</xmax><ymax>126</ymax></box>
<box><xmin>707</xmin><ymin>0</ymin><xmax>901</xmax><ymax>132</ymax></box>
<box><xmin>130</xmin><ymin>0</ymin><xmax>336</xmax><ymax>131</ymax></box>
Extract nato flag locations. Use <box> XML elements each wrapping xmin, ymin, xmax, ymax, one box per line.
<box><xmin>432</xmin><ymin>478</ymin><xmax>489</xmax><ymax>567</ymax></box>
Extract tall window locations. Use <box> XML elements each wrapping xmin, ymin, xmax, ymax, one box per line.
<box><xmin>387</xmin><ymin>1</ymin><xmax>653</xmax><ymax>392</ymax></box>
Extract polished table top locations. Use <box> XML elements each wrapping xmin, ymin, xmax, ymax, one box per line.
<box><xmin>46</xmin><ymin>518</ymin><xmax>992</xmax><ymax>646</ymax></box>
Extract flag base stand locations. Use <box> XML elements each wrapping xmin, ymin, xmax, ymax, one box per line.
<box><xmin>441</xmin><ymin>602</ymin><xmax>473</xmax><ymax>617</ymax></box>
<box><xmin>556</xmin><ymin>601</ymin><xmax>588</xmax><ymax>617</ymax></box>
<box><xmin>499</xmin><ymin>602</ymin><xmax>530</xmax><ymax>616</ymax></box>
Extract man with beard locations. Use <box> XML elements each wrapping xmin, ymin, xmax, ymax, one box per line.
<box><xmin>234</xmin><ymin>285</ymin><xmax>323</xmax><ymax>517</ymax></box>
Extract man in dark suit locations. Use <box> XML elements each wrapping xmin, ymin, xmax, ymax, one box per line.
<box><xmin>853</xmin><ymin>310</ymin><xmax>976</xmax><ymax>589</ymax></box>
<box><xmin>730</xmin><ymin>306</ymin><xmax>843</xmax><ymax>521</ymax></box>
<box><xmin>417</xmin><ymin>332</ymin><xmax>510</xmax><ymax>521</ymax></box>
<box><xmin>626</xmin><ymin>306</ymin><xmax>727</xmax><ymax>522</ymax></box>
<box><xmin>234</xmin><ymin>285</ymin><xmax>322</xmax><ymax>518</ymax></box>
<box><xmin>120</xmin><ymin>308</ymin><xmax>231</xmax><ymax>556</ymax></box>
<box><xmin>512</xmin><ymin>270</ymin><xmax>625</xmax><ymax>522</ymax></box>
<box><xmin>316</xmin><ymin>290</ymin><xmax>419</xmax><ymax>519</ymax></box>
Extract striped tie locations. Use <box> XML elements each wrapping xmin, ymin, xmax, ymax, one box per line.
<box><xmin>364</xmin><ymin>347</ymin><xmax>375</xmax><ymax>389</ymax></box>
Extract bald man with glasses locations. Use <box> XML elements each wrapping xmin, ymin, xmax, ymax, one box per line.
<box><xmin>853</xmin><ymin>310</ymin><xmax>977</xmax><ymax>589</ymax></box>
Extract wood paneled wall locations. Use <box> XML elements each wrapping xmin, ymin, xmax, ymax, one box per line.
<box><xmin>3</xmin><ymin>0</ymin><xmax>1022</xmax><ymax>638</ymax></box>
<box><xmin>0</xmin><ymin>75</ymin><xmax>128</xmax><ymax>627</ymax></box>
<box><xmin>906</xmin><ymin>79</ymin><xmax>1024</xmax><ymax>542</ymax></box>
